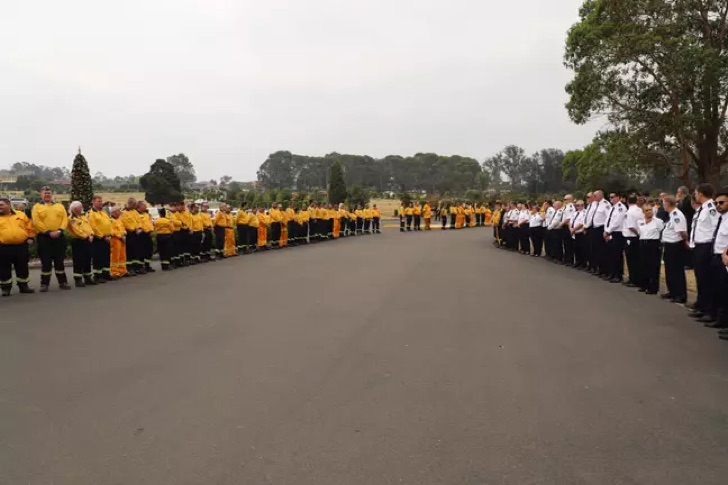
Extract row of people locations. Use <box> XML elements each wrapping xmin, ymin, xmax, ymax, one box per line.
<box><xmin>398</xmin><ymin>202</ymin><xmax>492</xmax><ymax>231</ymax></box>
<box><xmin>493</xmin><ymin>185</ymin><xmax>728</xmax><ymax>340</ymax></box>
<box><xmin>0</xmin><ymin>189</ymin><xmax>382</xmax><ymax>296</ymax></box>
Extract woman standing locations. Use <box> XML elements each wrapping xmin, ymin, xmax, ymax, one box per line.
<box><xmin>638</xmin><ymin>204</ymin><xmax>665</xmax><ymax>295</ymax></box>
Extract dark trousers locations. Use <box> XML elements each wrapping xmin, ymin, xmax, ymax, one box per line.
<box><xmin>530</xmin><ymin>226</ymin><xmax>544</xmax><ymax>256</ymax></box>
<box><xmin>441</xmin><ymin>216</ymin><xmax>447</xmax><ymax>229</ymax></box>
<box><xmin>450</xmin><ymin>214</ymin><xmax>456</xmax><ymax>229</ymax></box>
<box><xmin>177</xmin><ymin>231</ymin><xmax>190</xmax><ymax>264</ymax></box>
<box><xmin>71</xmin><ymin>238</ymin><xmax>92</xmax><ymax>281</ymax></box>
<box><xmin>302</xmin><ymin>222</ymin><xmax>309</xmax><ymax>242</ymax></box>
<box><xmin>590</xmin><ymin>225</ymin><xmax>606</xmax><ymax>273</ymax></box>
<box><xmin>640</xmin><ymin>240</ymin><xmax>661</xmax><ymax>293</ymax></box>
<box><xmin>157</xmin><ymin>234</ymin><xmax>173</xmax><ymax>269</ymax></box>
<box><xmin>92</xmin><ymin>237</ymin><xmax>111</xmax><ymax>280</ymax></box>
<box><xmin>373</xmin><ymin>217</ymin><xmax>380</xmax><ymax>233</ymax></box>
<box><xmin>287</xmin><ymin>221</ymin><xmax>296</xmax><ymax>243</ymax></box>
<box><xmin>202</xmin><ymin>229</ymin><xmax>213</xmax><ymax>259</ymax></box>
<box><xmin>190</xmin><ymin>231</ymin><xmax>202</xmax><ymax>261</ymax></box>
<box><xmin>0</xmin><ymin>244</ymin><xmax>30</xmax><ymax>290</ymax></box>
<box><xmin>364</xmin><ymin>219</ymin><xmax>372</xmax><ymax>233</ymax></box>
<box><xmin>583</xmin><ymin>229</ymin><xmax>593</xmax><ymax>268</ymax></box>
<box><xmin>663</xmin><ymin>242</ymin><xmax>687</xmax><ymax>300</ymax></box>
<box><xmin>574</xmin><ymin>233</ymin><xmax>587</xmax><ymax>267</ymax></box>
<box><xmin>214</xmin><ymin>226</ymin><xmax>225</xmax><ymax>256</ymax></box>
<box><xmin>552</xmin><ymin>228</ymin><xmax>564</xmax><ymax>261</ymax></box>
<box><xmin>693</xmin><ymin>243</ymin><xmax>713</xmax><ymax>312</ymax></box>
<box><xmin>465</xmin><ymin>215</ymin><xmax>471</xmax><ymax>227</ymax></box>
<box><xmin>237</xmin><ymin>225</ymin><xmax>247</xmax><ymax>252</ymax></box>
<box><xmin>399</xmin><ymin>217</ymin><xmax>405</xmax><ymax>232</ymax></box>
<box><xmin>563</xmin><ymin>227</ymin><xmax>574</xmax><ymax>265</ymax></box>
<box><xmin>125</xmin><ymin>231</ymin><xmax>139</xmax><ymax>272</ymax></box>
<box><xmin>711</xmin><ymin>255</ymin><xmax>728</xmax><ymax>325</ymax></box>
<box><xmin>624</xmin><ymin>237</ymin><xmax>642</xmax><ymax>286</ymax></box>
<box><xmin>271</xmin><ymin>222</ymin><xmax>282</xmax><ymax>245</ymax></box>
<box><xmin>519</xmin><ymin>226</ymin><xmax>530</xmax><ymax>253</ymax></box>
<box><xmin>37</xmin><ymin>233</ymin><xmax>68</xmax><ymax>285</ymax></box>
<box><xmin>412</xmin><ymin>215</ymin><xmax>419</xmax><ymax>230</ymax></box>
<box><xmin>140</xmin><ymin>232</ymin><xmax>153</xmax><ymax>268</ymax></box>
<box><xmin>606</xmin><ymin>233</ymin><xmax>625</xmax><ymax>279</ymax></box>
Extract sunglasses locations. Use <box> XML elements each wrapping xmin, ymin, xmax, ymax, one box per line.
<box><xmin>717</xmin><ymin>200</ymin><xmax>727</xmax><ymax>205</ymax></box>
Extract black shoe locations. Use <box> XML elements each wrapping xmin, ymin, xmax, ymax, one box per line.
<box><xmin>638</xmin><ymin>288</ymin><xmax>647</xmax><ymax>293</ymax></box>
<box><xmin>74</xmin><ymin>280</ymin><xmax>86</xmax><ymax>288</ymax></box>
<box><xmin>671</xmin><ymin>298</ymin><xmax>687</xmax><ymax>304</ymax></box>
<box><xmin>704</xmin><ymin>321</ymin><xmax>725</xmax><ymax>328</ymax></box>
<box><xmin>719</xmin><ymin>333</ymin><xmax>728</xmax><ymax>340</ymax></box>
<box><xmin>18</xmin><ymin>285</ymin><xmax>35</xmax><ymax>294</ymax></box>
<box><xmin>40</xmin><ymin>285</ymin><xmax>49</xmax><ymax>293</ymax></box>
<box><xmin>718</xmin><ymin>328</ymin><xmax>728</xmax><ymax>335</ymax></box>
<box><xmin>660</xmin><ymin>293</ymin><xmax>673</xmax><ymax>300</ymax></box>
<box><xmin>1</xmin><ymin>288</ymin><xmax>10</xmax><ymax>297</ymax></box>
<box><xmin>59</xmin><ymin>283</ymin><xmax>72</xmax><ymax>290</ymax></box>
<box><xmin>686</xmin><ymin>302</ymin><xmax>698</xmax><ymax>310</ymax></box>
<box><xmin>623</xmin><ymin>282</ymin><xmax>637</xmax><ymax>288</ymax></box>
<box><xmin>689</xmin><ymin>310</ymin><xmax>704</xmax><ymax>318</ymax></box>
<box><xmin>137</xmin><ymin>268</ymin><xmax>147</xmax><ymax>275</ymax></box>
<box><xmin>565</xmin><ymin>263</ymin><xmax>574</xmax><ymax>267</ymax></box>
<box><xmin>84</xmin><ymin>278</ymin><xmax>98</xmax><ymax>286</ymax></box>
<box><xmin>645</xmin><ymin>290</ymin><xmax>658</xmax><ymax>295</ymax></box>
<box><xmin>698</xmin><ymin>316</ymin><xmax>718</xmax><ymax>324</ymax></box>
<box><xmin>609</xmin><ymin>277</ymin><xmax>622</xmax><ymax>283</ymax></box>
<box><xmin>145</xmin><ymin>267</ymin><xmax>156</xmax><ymax>273</ymax></box>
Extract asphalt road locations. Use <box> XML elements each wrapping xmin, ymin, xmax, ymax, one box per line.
<box><xmin>1</xmin><ymin>228</ymin><xmax>727</xmax><ymax>485</ymax></box>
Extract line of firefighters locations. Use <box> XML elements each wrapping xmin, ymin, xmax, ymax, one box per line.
<box><xmin>0</xmin><ymin>188</ymin><xmax>382</xmax><ymax>296</ymax></box>
<box><xmin>398</xmin><ymin>202</ymin><xmax>493</xmax><ymax>231</ymax></box>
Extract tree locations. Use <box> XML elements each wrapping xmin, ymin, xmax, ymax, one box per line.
<box><xmin>328</xmin><ymin>160</ymin><xmax>347</xmax><ymax>205</ymax></box>
<box><xmin>564</xmin><ymin>0</ymin><xmax>728</xmax><ymax>186</ymax></box>
<box><xmin>140</xmin><ymin>159</ymin><xmax>183</xmax><ymax>205</ymax></box>
<box><xmin>219</xmin><ymin>175</ymin><xmax>233</xmax><ymax>187</ymax></box>
<box><xmin>70</xmin><ymin>149</ymin><xmax>94</xmax><ymax>210</ymax></box>
<box><xmin>166</xmin><ymin>153</ymin><xmax>197</xmax><ymax>187</ymax></box>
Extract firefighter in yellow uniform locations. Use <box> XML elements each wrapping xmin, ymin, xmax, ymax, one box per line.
<box><xmin>213</xmin><ymin>205</ymin><xmax>228</xmax><ymax>258</ymax></box>
<box><xmin>120</xmin><ymin>198</ymin><xmax>143</xmax><ymax>274</ymax></box>
<box><xmin>110</xmin><ymin>206</ymin><xmax>129</xmax><ymax>278</ymax></box>
<box><xmin>285</xmin><ymin>203</ymin><xmax>296</xmax><ymax>246</ymax></box>
<box><xmin>280</xmin><ymin>204</ymin><xmax>290</xmax><ymax>247</ymax></box>
<box><xmin>0</xmin><ymin>197</ymin><xmax>35</xmax><ymax>296</ymax></box>
<box><xmin>485</xmin><ymin>205</ymin><xmax>493</xmax><ymax>226</ymax></box>
<box><xmin>449</xmin><ymin>204</ymin><xmax>457</xmax><ymax>230</ymax></box>
<box><xmin>246</xmin><ymin>206</ymin><xmax>260</xmax><ymax>251</ymax></box>
<box><xmin>256</xmin><ymin>207</ymin><xmax>269</xmax><ymax>249</ymax></box>
<box><xmin>236</xmin><ymin>205</ymin><xmax>250</xmax><ymax>253</ymax></box>
<box><xmin>423</xmin><ymin>202</ymin><xmax>432</xmax><ymax>230</ymax></box>
<box><xmin>190</xmin><ymin>203</ymin><xmax>204</xmax><ymax>263</ymax></box>
<box><xmin>372</xmin><ymin>205</ymin><xmax>382</xmax><ymax>233</ymax></box>
<box><xmin>404</xmin><ymin>204</ymin><xmax>414</xmax><ymax>231</ymax></box>
<box><xmin>200</xmin><ymin>202</ymin><xmax>214</xmax><ymax>261</ymax></box>
<box><xmin>177</xmin><ymin>202</ymin><xmax>193</xmax><ymax>265</ymax></box>
<box><xmin>492</xmin><ymin>203</ymin><xmax>503</xmax><ymax>245</ymax></box>
<box><xmin>455</xmin><ymin>203</ymin><xmax>465</xmax><ymax>229</ymax></box>
<box><xmin>332</xmin><ymin>204</ymin><xmax>342</xmax><ymax>239</ymax></box>
<box><xmin>137</xmin><ymin>201</ymin><xmax>156</xmax><ymax>272</ymax></box>
<box><xmin>88</xmin><ymin>195</ymin><xmax>113</xmax><ymax>283</ymax></box>
<box><xmin>154</xmin><ymin>208</ymin><xmax>174</xmax><ymax>270</ymax></box>
<box><xmin>399</xmin><ymin>204</ymin><xmax>406</xmax><ymax>232</ymax></box>
<box><xmin>269</xmin><ymin>203</ymin><xmax>283</xmax><ymax>247</ymax></box>
<box><xmin>439</xmin><ymin>204</ymin><xmax>449</xmax><ymax>230</ymax></box>
<box><xmin>469</xmin><ymin>205</ymin><xmax>476</xmax><ymax>228</ymax></box>
<box><xmin>363</xmin><ymin>205</ymin><xmax>373</xmax><ymax>234</ymax></box>
<box><xmin>169</xmin><ymin>204</ymin><xmax>183</xmax><ymax>266</ymax></box>
<box><xmin>67</xmin><ymin>201</ymin><xmax>95</xmax><ymax>287</ymax></box>
<box><xmin>32</xmin><ymin>187</ymin><xmax>70</xmax><ymax>291</ymax></box>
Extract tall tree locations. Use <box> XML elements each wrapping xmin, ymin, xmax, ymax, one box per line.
<box><xmin>140</xmin><ymin>159</ymin><xmax>183</xmax><ymax>205</ymax></box>
<box><xmin>166</xmin><ymin>153</ymin><xmax>196</xmax><ymax>187</ymax></box>
<box><xmin>328</xmin><ymin>160</ymin><xmax>347</xmax><ymax>205</ymax></box>
<box><xmin>70</xmin><ymin>149</ymin><xmax>94</xmax><ymax>210</ymax></box>
<box><xmin>564</xmin><ymin>0</ymin><xmax>728</xmax><ymax>186</ymax></box>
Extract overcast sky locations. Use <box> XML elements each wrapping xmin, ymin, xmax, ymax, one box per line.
<box><xmin>1</xmin><ymin>0</ymin><xmax>600</xmax><ymax>181</ymax></box>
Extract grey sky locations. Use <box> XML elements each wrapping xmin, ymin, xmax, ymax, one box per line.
<box><xmin>1</xmin><ymin>0</ymin><xmax>599</xmax><ymax>181</ymax></box>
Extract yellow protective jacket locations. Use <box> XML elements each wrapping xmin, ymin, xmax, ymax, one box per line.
<box><xmin>111</xmin><ymin>217</ymin><xmax>126</xmax><ymax>238</ymax></box>
<box><xmin>191</xmin><ymin>213</ymin><xmax>204</xmax><ymax>232</ymax></box>
<box><xmin>372</xmin><ymin>208</ymin><xmax>381</xmax><ymax>218</ymax></box>
<box><xmin>247</xmin><ymin>212</ymin><xmax>260</xmax><ymax>228</ymax></box>
<box><xmin>154</xmin><ymin>217</ymin><xmax>174</xmax><ymax>235</ymax></box>
<box><xmin>0</xmin><ymin>211</ymin><xmax>33</xmax><ymax>244</ymax></box>
<box><xmin>404</xmin><ymin>207</ymin><xmax>413</xmax><ymax>216</ymax></box>
<box><xmin>200</xmin><ymin>212</ymin><xmax>213</xmax><ymax>229</ymax></box>
<box><xmin>178</xmin><ymin>209</ymin><xmax>192</xmax><ymax>231</ymax></box>
<box><xmin>286</xmin><ymin>208</ymin><xmax>295</xmax><ymax>222</ymax></box>
<box><xmin>413</xmin><ymin>206</ymin><xmax>421</xmax><ymax>216</ymax></box>
<box><xmin>88</xmin><ymin>209</ymin><xmax>112</xmax><ymax>237</ymax></box>
<box><xmin>32</xmin><ymin>202</ymin><xmax>68</xmax><ymax>234</ymax></box>
<box><xmin>139</xmin><ymin>212</ymin><xmax>154</xmax><ymax>233</ymax></box>
<box><xmin>120</xmin><ymin>209</ymin><xmax>141</xmax><ymax>232</ymax></box>
<box><xmin>299</xmin><ymin>210</ymin><xmax>310</xmax><ymax>223</ymax></box>
<box><xmin>363</xmin><ymin>209</ymin><xmax>373</xmax><ymax>219</ymax></box>
<box><xmin>269</xmin><ymin>208</ymin><xmax>283</xmax><ymax>223</ymax></box>
<box><xmin>423</xmin><ymin>204</ymin><xmax>432</xmax><ymax>218</ymax></box>
<box><xmin>170</xmin><ymin>211</ymin><xmax>183</xmax><ymax>232</ymax></box>
<box><xmin>68</xmin><ymin>214</ymin><xmax>93</xmax><ymax>239</ymax></box>
<box><xmin>214</xmin><ymin>211</ymin><xmax>228</xmax><ymax>228</ymax></box>
<box><xmin>236</xmin><ymin>211</ymin><xmax>249</xmax><ymax>226</ymax></box>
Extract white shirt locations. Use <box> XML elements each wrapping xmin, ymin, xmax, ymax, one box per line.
<box><xmin>662</xmin><ymin>209</ymin><xmax>688</xmax><ymax>243</ymax></box>
<box><xmin>508</xmin><ymin>209</ymin><xmax>519</xmax><ymax>223</ymax></box>
<box><xmin>622</xmin><ymin>205</ymin><xmax>644</xmax><ymax>238</ymax></box>
<box><xmin>714</xmin><ymin>213</ymin><xmax>728</xmax><ymax>254</ymax></box>
<box><xmin>605</xmin><ymin>202</ymin><xmax>627</xmax><ymax>234</ymax></box>
<box><xmin>692</xmin><ymin>200</ymin><xmax>721</xmax><ymax>244</ymax></box>
<box><xmin>543</xmin><ymin>207</ymin><xmax>556</xmax><ymax>228</ymax></box>
<box><xmin>592</xmin><ymin>199</ymin><xmax>612</xmax><ymax>227</ymax></box>
<box><xmin>529</xmin><ymin>212</ymin><xmax>544</xmax><ymax>228</ymax></box>
<box><xmin>517</xmin><ymin>209</ymin><xmax>530</xmax><ymax>225</ymax></box>
<box><xmin>584</xmin><ymin>201</ymin><xmax>597</xmax><ymax>228</ymax></box>
<box><xmin>548</xmin><ymin>208</ymin><xmax>564</xmax><ymax>230</ymax></box>
<box><xmin>562</xmin><ymin>203</ymin><xmax>576</xmax><ymax>226</ymax></box>
<box><xmin>638</xmin><ymin>218</ymin><xmax>664</xmax><ymax>240</ymax></box>
<box><xmin>572</xmin><ymin>210</ymin><xmax>586</xmax><ymax>234</ymax></box>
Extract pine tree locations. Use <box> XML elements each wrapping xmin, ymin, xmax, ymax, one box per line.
<box><xmin>140</xmin><ymin>159</ymin><xmax>183</xmax><ymax>205</ymax></box>
<box><xmin>71</xmin><ymin>148</ymin><xmax>94</xmax><ymax>210</ymax></box>
<box><xmin>328</xmin><ymin>161</ymin><xmax>347</xmax><ymax>205</ymax></box>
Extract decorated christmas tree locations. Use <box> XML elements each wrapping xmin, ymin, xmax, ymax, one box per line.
<box><xmin>71</xmin><ymin>148</ymin><xmax>94</xmax><ymax>210</ymax></box>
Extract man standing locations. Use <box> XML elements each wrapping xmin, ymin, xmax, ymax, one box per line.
<box><xmin>110</xmin><ymin>206</ymin><xmax>129</xmax><ymax>278</ymax></box>
<box><xmin>591</xmin><ymin>190</ymin><xmax>612</xmax><ymax>276</ymax></box>
<box><xmin>372</xmin><ymin>204</ymin><xmax>381</xmax><ymax>234</ymax></box>
<box><xmin>561</xmin><ymin>195</ymin><xmax>576</xmax><ymax>266</ymax></box>
<box><xmin>269</xmin><ymin>202</ymin><xmax>283</xmax><ymax>248</ymax></box>
<box><xmin>190</xmin><ymin>203</ymin><xmax>204</xmax><ymax>263</ymax></box>
<box><xmin>137</xmin><ymin>201</ymin><xmax>156</xmax><ymax>273</ymax></box>
<box><xmin>67</xmin><ymin>201</ymin><xmax>96</xmax><ymax>287</ymax></box>
<box><xmin>570</xmin><ymin>200</ymin><xmax>587</xmax><ymax>269</ymax></box>
<box><xmin>32</xmin><ymin>187</ymin><xmax>71</xmax><ymax>292</ymax></box>
<box><xmin>120</xmin><ymin>198</ymin><xmax>142</xmax><ymax>275</ymax></box>
<box><xmin>517</xmin><ymin>203</ymin><xmax>531</xmax><ymax>255</ymax></box>
<box><xmin>236</xmin><ymin>204</ymin><xmax>250</xmax><ymax>253</ymax></box>
<box><xmin>542</xmin><ymin>201</ymin><xmax>555</xmax><ymax>260</ymax></box>
<box><xmin>547</xmin><ymin>201</ymin><xmax>564</xmax><ymax>262</ymax></box>
<box><xmin>701</xmin><ymin>191</ymin><xmax>728</xmax><ymax>328</ymax></box>
<box><xmin>656</xmin><ymin>192</ymin><xmax>670</xmax><ymax>222</ymax></box>
<box><xmin>622</xmin><ymin>194</ymin><xmax>644</xmax><ymax>288</ymax></box>
<box><xmin>660</xmin><ymin>196</ymin><xmax>688</xmax><ymax>304</ymax></box>
<box><xmin>177</xmin><ymin>202</ymin><xmax>193</xmax><ymax>265</ymax></box>
<box><xmin>214</xmin><ymin>204</ymin><xmax>228</xmax><ymax>258</ymax></box>
<box><xmin>88</xmin><ymin>195</ymin><xmax>112</xmax><ymax>283</ymax></box>
<box><xmin>0</xmin><ymin>197</ymin><xmax>35</xmax><ymax>296</ymax></box>
<box><xmin>676</xmin><ymin>186</ymin><xmax>695</xmax><ymax>269</ymax></box>
<box><xmin>581</xmin><ymin>192</ymin><xmax>594</xmax><ymax>270</ymax></box>
<box><xmin>603</xmin><ymin>193</ymin><xmax>627</xmax><ymax>283</ymax></box>
<box><xmin>200</xmin><ymin>202</ymin><xmax>213</xmax><ymax>260</ymax></box>
<box><xmin>689</xmin><ymin>184</ymin><xmax>721</xmax><ymax>322</ymax></box>
<box><xmin>529</xmin><ymin>203</ymin><xmax>544</xmax><ymax>257</ymax></box>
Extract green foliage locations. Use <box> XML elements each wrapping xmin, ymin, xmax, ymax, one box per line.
<box><xmin>399</xmin><ymin>192</ymin><xmax>412</xmax><ymax>207</ymax></box>
<box><xmin>346</xmin><ymin>186</ymin><xmax>370</xmax><ymax>208</ymax></box>
<box><xmin>166</xmin><ymin>153</ymin><xmax>197</xmax><ymax>188</ymax></box>
<box><xmin>70</xmin><ymin>150</ymin><xmax>94</xmax><ymax>210</ymax></box>
<box><xmin>140</xmin><ymin>159</ymin><xmax>183</xmax><ymax>205</ymax></box>
<box><xmin>564</xmin><ymin>0</ymin><xmax>728</xmax><ymax>185</ymax></box>
<box><xmin>328</xmin><ymin>161</ymin><xmax>347</xmax><ymax>205</ymax></box>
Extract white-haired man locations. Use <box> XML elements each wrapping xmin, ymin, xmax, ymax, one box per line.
<box><xmin>67</xmin><ymin>201</ymin><xmax>95</xmax><ymax>287</ymax></box>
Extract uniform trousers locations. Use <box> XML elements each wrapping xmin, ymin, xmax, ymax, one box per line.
<box><xmin>624</xmin><ymin>236</ymin><xmax>642</xmax><ymax>286</ymax></box>
<box><xmin>92</xmin><ymin>237</ymin><xmax>111</xmax><ymax>280</ymax></box>
<box><xmin>287</xmin><ymin>221</ymin><xmax>296</xmax><ymax>244</ymax></box>
<box><xmin>140</xmin><ymin>232</ymin><xmax>153</xmax><ymax>268</ymax></box>
<box><xmin>373</xmin><ymin>217</ymin><xmax>381</xmax><ymax>233</ymax></box>
<box><xmin>583</xmin><ymin>229</ymin><xmax>592</xmax><ymax>269</ymax></box>
<box><xmin>71</xmin><ymin>238</ymin><xmax>93</xmax><ymax>282</ymax></box>
<box><xmin>202</xmin><ymin>228</ymin><xmax>213</xmax><ymax>259</ymax></box>
<box><xmin>214</xmin><ymin>226</ymin><xmax>226</xmax><ymax>256</ymax></box>
<box><xmin>37</xmin><ymin>233</ymin><xmax>68</xmax><ymax>286</ymax></box>
<box><xmin>590</xmin><ymin>225</ymin><xmax>606</xmax><ymax>273</ymax></box>
<box><xmin>710</xmin><ymin>254</ymin><xmax>728</xmax><ymax>325</ymax></box>
<box><xmin>562</xmin><ymin>226</ymin><xmax>574</xmax><ymax>265</ymax></box>
<box><xmin>693</xmin><ymin>243</ymin><xmax>713</xmax><ymax>313</ymax></box>
<box><xmin>640</xmin><ymin>240</ymin><xmax>661</xmax><ymax>293</ymax></box>
<box><xmin>551</xmin><ymin>229</ymin><xmax>564</xmax><ymax>262</ymax></box>
<box><xmin>518</xmin><ymin>226</ymin><xmax>530</xmax><ymax>254</ymax></box>
<box><xmin>301</xmin><ymin>222</ymin><xmax>309</xmax><ymax>243</ymax></box>
<box><xmin>237</xmin><ymin>225</ymin><xmax>248</xmax><ymax>252</ymax></box>
<box><xmin>157</xmin><ymin>234</ymin><xmax>173</xmax><ymax>269</ymax></box>
<box><xmin>441</xmin><ymin>216</ymin><xmax>447</xmax><ymax>230</ymax></box>
<box><xmin>413</xmin><ymin>215</ymin><xmax>420</xmax><ymax>231</ymax></box>
<box><xmin>450</xmin><ymin>214</ymin><xmax>456</xmax><ymax>229</ymax></box>
<box><xmin>530</xmin><ymin>226</ymin><xmax>544</xmax><ymax>256</ymax></box>
<box><xmin>606</xmin><ymin>233</ymin><xmax>625</xmax><ymax>279</ymax></box>
<box><xmin>0</xmin><ymin>243</ymin><xmax>30</xmax><ymax>290</ymax></box>
<box><xmin>364</xmin><ymin>218</ymin><xmax>372</xmax><ymax>233</ymax></box>
<box><xmin>125</xmin><ymin>231</ymin><xmax>140</xmax><ymax>272</ymax></box>
<box><xmin>190</xmin><ymin>231</ymin><xmax>202</xmax><ymax>261</ymax></box>
<box><xmin>663</xmin><ymin>242</ymin><xmax>687</xmax><ymax>300</ymax></box>
<box><xmin>271</xmin><ymin>222</ymin><xmax>282</xmax><ymax>246</ymax></box>
<box><xmin>405</xmin><ymin>215</ymin><xmax>412</xmax><ymax>231</ymax></box>
<box><xmin>574</xmin><ymin>232</ymin><xmax>587</xmax><ymax>267</ymax></box>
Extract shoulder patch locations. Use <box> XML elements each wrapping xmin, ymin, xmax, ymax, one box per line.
<box><xmin>707</xmin><ymin>202</ymin><xmax>714</xmax><ymax>207</ymax></box>
<box><xmin>674</xmin><ymin>217</ymin><xmax>680</xmax><ymax>223</ymax></box>
<box><xmin>618</xmin><ymin>207</ymin><xmax>624</xmax><ymax>212</ymax></box>
<box><xmin>710</xmin><ymin>209</ymin><xmax>717</xmax><ymax>216</ymax></box>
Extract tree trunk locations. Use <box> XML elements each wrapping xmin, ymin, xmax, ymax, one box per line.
<box><xmin>697</xmin><ymin>128</ymin><xmax>722</xmax><ymax>186</ymax></box>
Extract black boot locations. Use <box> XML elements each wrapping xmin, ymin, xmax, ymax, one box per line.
<box><xmin>1</xmin><ymin>287</ymin><xmax>10</xmax><ymax>297</ymax></box>
<box><xmin>18</xmin><ymin>284</ymin><xmax>35</xmax><ymax>294</ymax></box>
<box><xmin>85</xmin><ymin>276</ymin><xmax>98</xmax><ymax>286</ymax></box>
<box><xmin>74</xmin><ymin>279</ymin><xmax>86</xmax><ymax>288</ymax></box>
